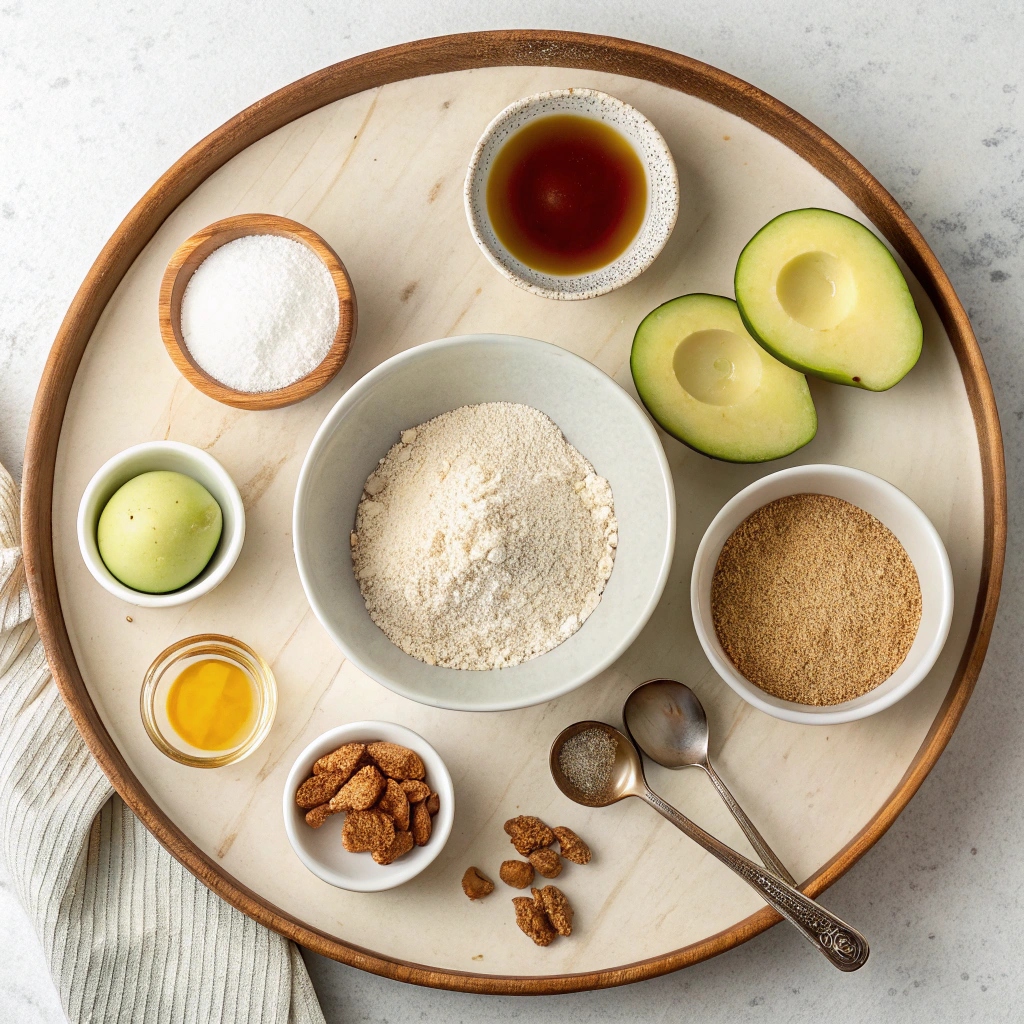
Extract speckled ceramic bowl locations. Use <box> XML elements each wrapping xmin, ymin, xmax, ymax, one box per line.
<box><xmin>464</xmin><ymin>89</ymin><xmax>679</xmax><ymax>300</ymax></box>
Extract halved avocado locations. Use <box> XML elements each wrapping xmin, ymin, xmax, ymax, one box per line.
<box><xmin>734</xmin><ymin>208</ymin><xmax>922</xmax><ymax>391</ymax></box>
<box><xmin>630</xmin><ymin>293</ymin><xmax>817</xmax><ymax>463</ymax></box>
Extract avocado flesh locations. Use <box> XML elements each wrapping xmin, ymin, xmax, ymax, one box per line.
<box><xmin>734</xmin><ymin>208</ymin><xmax>922</xmax><ymax>391</ymax></box>
<box><xmin>631</xmin><ymin>293</ymin><xmax>817</xmax><ymax>463</ymax></box>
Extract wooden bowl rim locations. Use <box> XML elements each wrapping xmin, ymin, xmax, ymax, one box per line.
<box><xmin>158</xmin><ymin>212</ymin><xmax>356</xmax><ymax>410</ymax></box>
<box><xmin>21</xmin><ymin>30</ymin><xmax>1007</xmax><ymax>995</ymax></box>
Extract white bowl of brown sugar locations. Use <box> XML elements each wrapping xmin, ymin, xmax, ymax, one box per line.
<box><xmin>691</xmin><ymin>464</ymin><xmax>954</xmax><ymax>725</ymax></box>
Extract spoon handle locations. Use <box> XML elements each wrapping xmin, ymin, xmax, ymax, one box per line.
<box><xmin>702</xmin><ymin>761</ymin><xmax>797</xmax><ymax>886</ymax></box>
<box><xmin>641</xmin><ymin>787</ymin><xmax>869</xmax><ymax>972</ymax></box>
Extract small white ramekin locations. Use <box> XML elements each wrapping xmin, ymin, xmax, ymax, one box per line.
<box><xmin>282</xmin><ymin>721</ymin><xmax>455</xmax><ymax>892</ymax></box>
<box><xmin>691</xmin><ymin>464</ymin><xmax>954</xmax><ymax>725</ymax></box>
<box><xmin>464</xmin><ymin>89</ymin><xmax>679</xmax><ymax>300</ymax></box>
<box><xmin>77</xmin><ymin>440</ymin><xmax>245</xmax><ymax>608</ymax></box>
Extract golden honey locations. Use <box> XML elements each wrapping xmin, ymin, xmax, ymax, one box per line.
<box><xmin>166</xmin><ymin>658</ymin><xmax>255</xmax><ymax>751</ymax></box>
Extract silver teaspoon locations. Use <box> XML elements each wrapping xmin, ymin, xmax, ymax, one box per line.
<box><xmin>549</xmin><ymin>721</ymin><xmax>869</xmax><ymax>972</ymax></box>
<box><xmin>623</xmin><ymin>678</ymin><xmax>796</xmax><ymax>886</ymax></box>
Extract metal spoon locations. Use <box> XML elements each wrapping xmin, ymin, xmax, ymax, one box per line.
<box><xmin>623</xmin><ymin>678</ymin><xmax>796</xmax><ymax>886</ymax></box>
<box><xmin>550</xmin><ymin>721</ymin><xmax>869</xmax><ymax>972</ymax></box>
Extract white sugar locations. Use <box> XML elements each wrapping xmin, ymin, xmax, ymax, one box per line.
<box><xmin>180</xmin><ymin>233</ymin><xmax>340</xmax><ymax>393</ymax></box>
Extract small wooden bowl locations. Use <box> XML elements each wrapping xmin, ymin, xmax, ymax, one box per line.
<box><xmin>159</xmin><ymin>213</ymin><xmax>356</xmax><ymax>410</ymax></box>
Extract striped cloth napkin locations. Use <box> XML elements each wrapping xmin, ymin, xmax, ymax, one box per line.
<box><xmin>0</xmin><ymin>462</ymin><xmax>325</xmax><ymax>1024</ymax></box>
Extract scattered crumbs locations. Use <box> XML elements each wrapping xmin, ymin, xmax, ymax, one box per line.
<box><xmin>723</xmin><ymin>134</ymin><xmax>731</xmax><ymax>140</ymax></box>
<box><xmin>125</xmin><ymin>616</ymin><xmax>133</xmax><ymax>623</ymax></box>
<box><xmin>472</xmin><ymin>954</ymin><xmax>483</xmax><ymax>961</ymax></box>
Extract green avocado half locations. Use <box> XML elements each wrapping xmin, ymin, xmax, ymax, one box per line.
<box><xmin>734</xmin><ymin>208</ymin><xmax>922</xmax><ymax>391</ymax></box>
<box><xmin>630</xmin><ymin>293</ymin><xmax>817</xmax><ymax>463</ymax></box>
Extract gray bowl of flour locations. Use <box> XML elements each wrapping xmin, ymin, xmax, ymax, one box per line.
<box><xmin>293</xmin><ymin>334</ymin><xmax>675</xmax><ymax>712</ymax></box>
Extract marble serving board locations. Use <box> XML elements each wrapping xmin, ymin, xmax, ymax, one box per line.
<box><xmin>50</xmin><ymin>65</ymin><xmax>982</xmax><ymax>978</ymax></box>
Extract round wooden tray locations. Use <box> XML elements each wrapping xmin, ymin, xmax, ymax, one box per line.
<box><xmin>22</xmin><ymin>31</ymin><xmax>1005</xmax><ymax>994</ymax></box>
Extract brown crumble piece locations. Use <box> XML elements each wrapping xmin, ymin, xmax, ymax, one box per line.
<box><xmin>329</xmin><ymin>764</ymin><xmax>385</xmax><ymax>812</ymax></box>
<box><xmin>399</xmin><ymin>780</ymin><xmax>430</xmax><ymax>803</ymax></box>
<box><xmin>461</xmin><ymin>867</ymin><xmax>495</xmax><ymax>900</ymax></box>
<box><xmin>300</xmin><ymin>739</ymin><xmax>434</xmax><ymax>868</ymax></box>
<box><xmin>342</xmin><ymin>809</ymin><xmax>395</xmax><ymax>856</ymax></box>
<box><xmin>504</xmin><ymin>815</ymin><xmax>554</xmax><ymax>855</ymax></box>
<box><xmin>528</xmin><ymin>848</ymin><xmax>562</xmax><ymax>878</ymax></box>
<box><xmin>535</xmin><ymin>886</ymin><xmax>573</xmax><ymax>936</ymax></box>
<box><xmin>499</xmin><ymin>859</ymin><xmax>535</xmax><ymax>889</ymax></box>
<box><xmin>313</xmin><ymin>742</ymin><xmax>365</xmax><ymax>778</ymax></box>
<box><xmin>367</xmin><ymin>741</ymin><xmax>425</xmax><ymax>780</ymax></box>
<box><xmin>295</xmin><ymin>770</ymin><xmax>348</xmax><ymax>810</ymax></box>
<box><xmin>373</xmin><ymin>830</ymin><xmax>414</xmax><ymax>865</ymax></box>
<box><xmin>377</xmin><ymin>778</ymin><xmax>411</xmax><ymax>831</ymax></box>
<box><xmin>411</xmin><ymin>800</ymin><xmax>432</xmax><ymax>846</ymax></box>
<box><xmin>512</xmin><ymin>896</ymin><xmax>556</xmax><ymax>946</ymax></box>
<box><xmin>304</xmin><ymin>803</ymin><xmax>336</xmax><ymax>829</ymax></box>
<box><xmin>553</xmin><ymin>826</ymin><xmax>591</xmax><ymax>865</ymax></box>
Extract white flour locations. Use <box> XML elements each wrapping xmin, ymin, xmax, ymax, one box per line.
<box><xmin>351</xmin><ymin>403</ymin><xmax>617</xmax><ymax>670</ymax></box>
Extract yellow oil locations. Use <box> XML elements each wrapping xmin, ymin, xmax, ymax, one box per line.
<box><xmin>166</xmin><ymin>658</ymin><xmax>255</xmax><ymax>751</ymax></box>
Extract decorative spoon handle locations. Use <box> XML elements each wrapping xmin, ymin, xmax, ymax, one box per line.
<box><xmin>702</xmin><ymin>760</ymin><xmax>797</xmax><ymax>886</ymax></box>
<box><xmin>641</xmin><ymin>786</ymin><xmax>869</xmax><ymax>972</ymax></box>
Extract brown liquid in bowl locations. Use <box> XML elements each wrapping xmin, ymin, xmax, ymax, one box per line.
<box><xmin>486</xmin><ymin>115</ymin><xmax>647</xmax><ymax>276</ymax></box>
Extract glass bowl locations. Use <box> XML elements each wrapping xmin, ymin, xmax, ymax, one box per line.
<box><xmin>141</xmin><ymin>634</ymin><xmax>277</xmax><ymax>767</ymax></box>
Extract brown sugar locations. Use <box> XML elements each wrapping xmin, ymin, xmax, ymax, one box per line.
<box><xmin>710</xmin><ymin>493</ymin><xmax>922</xmax><ymax>706</ymax></box>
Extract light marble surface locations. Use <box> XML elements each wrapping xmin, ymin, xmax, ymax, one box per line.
<box><xmin>0</xmin><ymin>0</ymin><xmax>1020</xmax><ymax>1021</ymax></box>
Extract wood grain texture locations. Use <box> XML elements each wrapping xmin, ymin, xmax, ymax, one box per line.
<box><xmin>158</xmin><ymin>214</ymin><xmax>356</xmax><ymax>410</ymax></box>
<box><xmin>21</xmin><ymin>30</ymin><xmax>1006</xmax><ymax>994</ymax></box>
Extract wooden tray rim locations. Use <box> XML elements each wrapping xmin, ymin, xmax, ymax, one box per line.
<box><xmin>21</xmin><ymin>29</ymin><xmax>1007</xmax><ymax>995</ymax></box>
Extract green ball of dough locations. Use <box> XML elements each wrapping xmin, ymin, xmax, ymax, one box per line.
<box><xmin>97</xmin><ymin>470</ymin><xmax>223</xmax><ymax>593</ymax></box>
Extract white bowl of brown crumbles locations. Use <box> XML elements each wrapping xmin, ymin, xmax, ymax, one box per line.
<box><xmin>282</xmin><ymin>721</ymin><xmax>454</xmax><ymax>891</ymax></box>
<box><xmin>691</xmin><ymin>464</ymin><xmax>954</xmax><ymax>726</ymax></box>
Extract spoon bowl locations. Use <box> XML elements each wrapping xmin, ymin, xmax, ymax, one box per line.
<box><xmin>549</xmin><ymin>721</ymin><xmax>645</xmax><ymax>807</ymax></box>
<box><xmin>623</xmin><ymin>677</ymin><xmax>710</xmax><ymax>769</ymax></box>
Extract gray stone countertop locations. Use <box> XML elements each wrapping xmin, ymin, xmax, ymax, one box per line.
<box><xmin>1</xmin><ymin>1</ymin><xmax>1021</xmax><ymax>1021</ymax></box>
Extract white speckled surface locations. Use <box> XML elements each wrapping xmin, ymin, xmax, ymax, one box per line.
<box><xmin>0</xmin><ymin>1</ymin><xmax>1020</xmax><ymax>1021</ymax></box>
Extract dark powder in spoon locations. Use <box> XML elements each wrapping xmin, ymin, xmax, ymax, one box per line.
<box><xmin>559</xmin><ymin>727</ymin><xmax>618</xmax><ymax>799</ymax></box>
<box><xmin>711</xmin><ymin>493</ymin><xmax>922</xmax><ymax>706</ymax></box>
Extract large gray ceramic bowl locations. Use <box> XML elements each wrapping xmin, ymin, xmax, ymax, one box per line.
<box><xmin>293</xmin><ymin>335</ymin><xmax>675</xmax><ymax>712</ymax></box>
